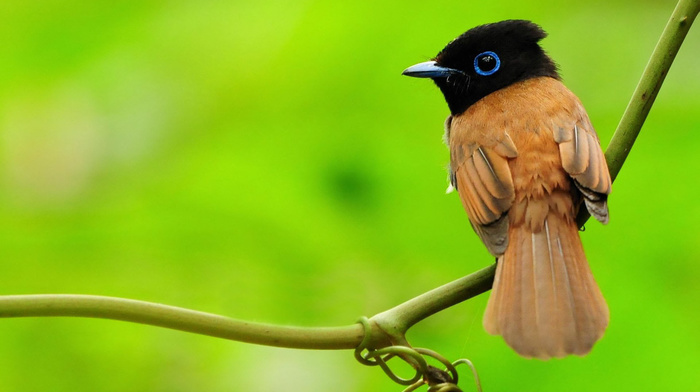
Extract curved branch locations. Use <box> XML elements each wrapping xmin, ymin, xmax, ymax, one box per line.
<box><xmin>371</xmin><ymin>264</ymin><xmax>495</xmax><ymax>343</ymax></box>
<box><xmin>0</xmin><ymin>294</ymin><xmax>365</xmax><ymax>349</ymax></box>
<box><xmin>577</xmin><ymin>0</ymin><xmax>700</xmax><ymax>226</ymax></box>
<box><xmin>606</xmin><ymin>0</ymin><xmax>700</xmax><ymax>181</ymax></box>
<box><xmin>0</xmin><ymin>265</ymin><xmax>494</xmax><ymax>350</ymax></box>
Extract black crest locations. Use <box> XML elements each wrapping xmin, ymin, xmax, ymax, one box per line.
<box><xmin>432</xmin><ymin>20</ymin><xmax>559</xmax><ymax>114</ymax></box>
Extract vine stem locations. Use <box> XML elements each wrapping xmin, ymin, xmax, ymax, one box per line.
<box><xmin>577</xmin><ymin>0</ymin><xmax>700</xmax><ymax>226</ymax></box>
<box><xmin>0</xmin><ymin>0</ymin><xmax>698</xmax><ymax>352</ymax></box>
<box><xmin>605</xmin><ymin>0</ymin><xmax>700</xmax><ymax>181</ymax></box>
<box><xmin>0</xmin><ymin>265</ymin><xmax>494</xmax><ymax>350</ymax></box>
<box><xmin>0</xmin><ymin>294</ymin><xmax>366</xmax><ymax>349</ymax></box>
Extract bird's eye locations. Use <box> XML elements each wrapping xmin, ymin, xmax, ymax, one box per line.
<box><xmin>474</xmin><ymin>51</ymin><xmax>500</xmax><ymax>76</ymax></box>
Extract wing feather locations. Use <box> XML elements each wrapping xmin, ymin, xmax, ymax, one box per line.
<box><xmin>451</xmin><ymin>133</ymin><xmax>517</xmax><ymax>256</ymax></box>
<box><xmin>554</xmin><ymin>110</ymin><xmax>611</xmax><ymax>224</ymax></box>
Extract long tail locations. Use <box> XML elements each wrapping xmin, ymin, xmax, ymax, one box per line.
<box><xmin>483</xmin><ymin>213</ymin><xmax>609</xmax><ymax>359</ymax></box>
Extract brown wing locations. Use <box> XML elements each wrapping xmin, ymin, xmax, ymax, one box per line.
<box><xmin>552</xmin><ymin>107</ymin><xmax>611</xmax><ymax>224</ymax></box>
<box><xmin>448</xmin><ymin>116</ymin><xmax>518</xmax><ymax>256</ymax></box>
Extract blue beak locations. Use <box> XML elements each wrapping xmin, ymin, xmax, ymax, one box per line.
<box><xmin>402</xmin><ymin>61</ymin><xmax>464</xmax><ymax>78</ymax></box>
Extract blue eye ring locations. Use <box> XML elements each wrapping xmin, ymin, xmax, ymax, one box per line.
<box><xmin>474</xmin><ymin>51</ymin><xmax>500</xmax><ymax>76</ymax></box>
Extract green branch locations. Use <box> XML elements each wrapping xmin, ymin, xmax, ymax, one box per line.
<box><xmin>0</xmin><ymin>265</ymin><xmax>495</xmax><ymax>351</ymax></box>
<box><xmin>605</xmin><ymin>0</ymin><xmax>700</xmax><ymax>181</ymax></box>
<box><xmin>577</xmin><ymin>0</ymin><xmax>700</xmax><ymax>226</ymax></box>
<box><xmin>0</xmin><ymin>0</ymin><xmax>697</xmax><ymax>355</ymax></box>
<box><xmin>370</xmin><ymin>265</ymin><xmax>495</xmax><ymax>345</ymax></box>
<box><xmin>0</xmin><ymin>294</ymin><xmax>366</xmax><ymax>349</ymax></box>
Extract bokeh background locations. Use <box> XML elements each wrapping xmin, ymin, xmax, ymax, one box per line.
<box><xmin>1</xmin><ymin>0</ymin><xmax>699</xmax><ymax>391</ymax></box>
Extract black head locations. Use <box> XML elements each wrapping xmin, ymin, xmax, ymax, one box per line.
<box><xmin>403</xmin><ymin>20</ymin><xmax>559</xmax><ymax>115</ymax></box>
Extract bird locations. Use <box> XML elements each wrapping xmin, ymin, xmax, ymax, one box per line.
<box><xmin>402</xmin><ymin>20</ymin><xmax>611</xmax><ymax>359</ymax></box>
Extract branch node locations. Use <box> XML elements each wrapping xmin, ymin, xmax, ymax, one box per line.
<box><xmin>354</xmin><ymin>320</ymin><xmax>481</xmax><ymax>392</ymax></box>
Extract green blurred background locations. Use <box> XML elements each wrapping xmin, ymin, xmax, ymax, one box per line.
<box><xmin>1</xmin><ymin>0</ymin><xmax>699</xmax><ymax>391</ymax></box>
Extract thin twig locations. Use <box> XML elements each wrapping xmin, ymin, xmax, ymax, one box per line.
<box><xmin>0</xmin><ymin>295</ymin><xmax>368</xmax><ymax>349</ymax></box>
<box><xmin>577</xmin><ymin>0</ymin><xmax>700</xmax><ymax>226</ymax></box>
<box><xmin>370</xmin><ymin>264</ymin><xmax>495</xmax><ymax>342</ymax></box>
<box><xmin>0</xmin><ymin>265</ymin><xmax>494</xmax><ymax>351</ymax></box>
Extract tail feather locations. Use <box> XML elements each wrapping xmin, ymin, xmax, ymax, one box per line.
<box><xmin>483</xmin><ymin>213</ymin><xmax>608</xmax><ymax>359</ymax></box>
